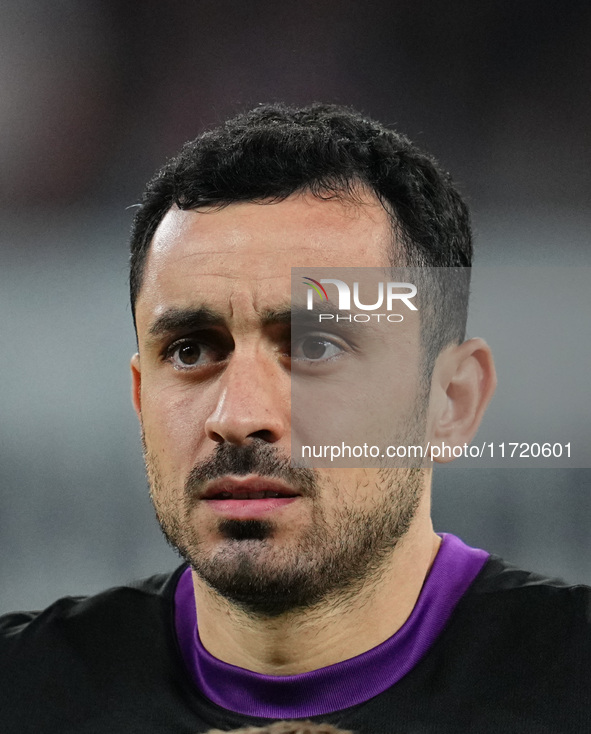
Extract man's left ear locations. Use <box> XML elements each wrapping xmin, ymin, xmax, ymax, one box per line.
<box><xmin>427</xmin><ymin>338</ymin><xmax>497</xmax><ymax>463</ymax></box>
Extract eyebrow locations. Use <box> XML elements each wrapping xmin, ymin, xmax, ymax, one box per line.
<box><xmin>264</xmin><ymin>304</ymin><xmax>371</xmax><ymax>343</ymax></box>
<box><xmin>147</xmin><ymin>303</ymin><xmax>355</xmax><ymax>338</ymax></box>
<box><xmin>261</xmin><ymin>303</ymin><xmax>342</xmax><ymax>327</ymax></box>
<box><xmin>147</xmin><ymin>307</ymin><xmax>226</xmax><ymax>338</ymax></box>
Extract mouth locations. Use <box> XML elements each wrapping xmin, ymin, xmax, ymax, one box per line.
<box><xmin>201</xmin><ymin>476</ymin><xmax>301</xmax><ymax>519</ymax></box>
<box><xmin>202</xmin><ymin>476</ymin><xmax>300</xmax><ymax>500</ymax></box>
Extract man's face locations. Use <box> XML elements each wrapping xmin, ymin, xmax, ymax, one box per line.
<box><xmin>132</xmin><ymin>191</ymin><xmax>430</xmax><ymax>617</ymax></box>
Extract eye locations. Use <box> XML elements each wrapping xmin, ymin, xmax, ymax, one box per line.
<box><xmin>166</xmin><ymin>339</ymin><xmax>224</xmax><ymax>370</ymax></box>
<box><xmin>292</xmin><ymin>335</ymin><xmax>345</xmax><ymax>363</ymax></box>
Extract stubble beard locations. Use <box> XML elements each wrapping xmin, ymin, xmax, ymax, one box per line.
<box><xmin>143</xmin><ymin>435</ymin><xmax>426</xmax><ymax>618</ymax></box>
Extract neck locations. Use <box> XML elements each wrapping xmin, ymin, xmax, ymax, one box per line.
<box><xmin>192</xmin><ymin>503</ymin><xmax>441</xmax><ymax>676</ymax></box>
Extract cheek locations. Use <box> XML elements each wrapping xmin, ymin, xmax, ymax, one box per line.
<box><xmin>323</xmin><ymin>469</ymin><xmax>391</xmax><ymax>514</ymax></box>
<box><xmin>141</xmin><ymin>381</ymin><xmax>210</xmax><ymax>468</ymax></box>
<box><xmin>317</xmin><ymin>470</ymin><xmax>368</xmax><ymax>509</ymax></box>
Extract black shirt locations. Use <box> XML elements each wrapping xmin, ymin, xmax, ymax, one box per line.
<box><xmin>1</xmin><ymin>555</ymin><xmax>591</xmax><ymax>733</ymax></box>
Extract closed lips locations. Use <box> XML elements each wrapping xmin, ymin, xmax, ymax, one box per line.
<box><xmin>209</xmin><ymin>490</ymin><xmax>296</xmax><ymax>499</ymax></box>
<box><xmin>202</xmin><ymin>479</ymin><xmax>300</xmax><ymax>500</ymax></box>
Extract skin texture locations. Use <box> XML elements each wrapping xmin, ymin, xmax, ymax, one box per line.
<box><xmin>131</xmin><ymin>190</ymin><xmax>496</xmax><ymax>674</ymax></box>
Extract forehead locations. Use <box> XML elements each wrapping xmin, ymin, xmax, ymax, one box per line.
<box><xmin>135</xmin><ymin>191</ymin><xmax>395</xmax><ymax>329</ymax></box>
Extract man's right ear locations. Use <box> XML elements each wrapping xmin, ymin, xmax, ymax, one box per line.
<box><xmin>130</xmin><ymin>353</ymin><xmax>141</xmax><ymax>418</ymax></box>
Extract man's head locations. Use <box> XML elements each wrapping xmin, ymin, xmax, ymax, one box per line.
<box><xmin>130</xmin><ymin>103</ymin><xmax>473</xmax><ymax>374</ymax></box>
<box><xmin>129</xmin><ymin>104</ymin><xmax>495</xmax><ymax>618</ymax></box>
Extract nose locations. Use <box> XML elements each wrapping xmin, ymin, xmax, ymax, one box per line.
<box><xmin>204</xmin><ymin>349</ymin><xmax>288</xmax><ymax>446</ymax></box>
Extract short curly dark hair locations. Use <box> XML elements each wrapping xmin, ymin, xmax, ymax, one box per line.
<box><xmin>129</xmin><ymin>102</ymin><xmax>472</xmax><ymax>371</ymax></box>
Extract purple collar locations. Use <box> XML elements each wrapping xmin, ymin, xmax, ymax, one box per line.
<box><xmin>174</xmin><ymin>533</ymin><xmax>488</xmax><ymax>718</ymax></box>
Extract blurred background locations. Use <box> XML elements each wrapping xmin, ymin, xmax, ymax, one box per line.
<box><xmin>1</xmin><ymin>0</ymin><xmax>590</xmax><ymax>613</ymax></box>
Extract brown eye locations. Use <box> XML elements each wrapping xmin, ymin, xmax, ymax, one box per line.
<box><xmin>302</xmin><ymin>338</ymin><xmax>330</xmax><ymax>360</ymax></box>
<box><xmin>177</xmin><ymin>343</ymin><xmax>201</xmax><ymax>365</ymax></box>
<box><xmin>167</xmin><ymin>340</ymin><xmax>212</xmax><ymax>369</ymax></box>
<box><xmin>292</xmin><ymin>335</ymin><xmax>344</xmax><ymax>363</ymax></box>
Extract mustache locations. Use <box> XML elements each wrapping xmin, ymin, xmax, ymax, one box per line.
<box><xmin>184</xmin><ymin>441</ymin><xmax>319</xmax><ymax>499</ymax></box>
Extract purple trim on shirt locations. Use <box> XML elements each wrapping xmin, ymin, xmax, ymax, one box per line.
<box><xmin>174</xmin><ymin>533</ymin><xmax>489</xmax><ymax>718</ymax></box>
